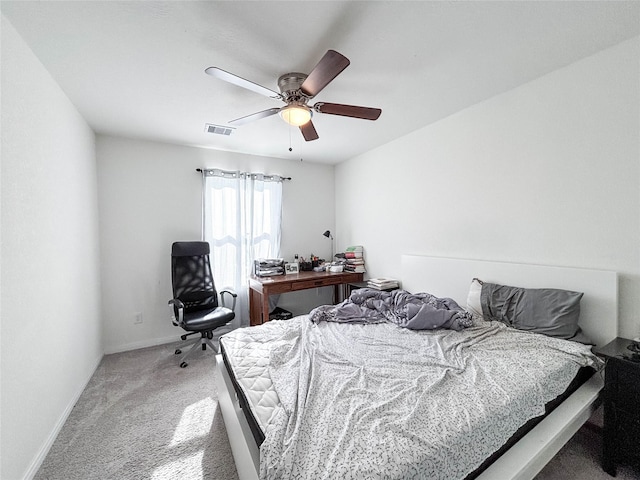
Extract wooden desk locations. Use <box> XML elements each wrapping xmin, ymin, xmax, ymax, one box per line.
<box><xmin>249</xmin><ymin>270</ymin><xmax>363</xmax><ymax>326</ymax></box>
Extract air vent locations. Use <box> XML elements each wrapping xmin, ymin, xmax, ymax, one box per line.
<box><xmin>205</xmin><ymin>124</ymin><xmax>235</xmax><ymax>136</ymax></box>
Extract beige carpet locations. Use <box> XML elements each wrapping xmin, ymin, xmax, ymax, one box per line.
<box><xmin>35</xmin><ymin>341</ymin><xmax>639</xmax><ymax>480</ymax></box>
<box><xmin>535</xmin><ymin>422</ymin><xmax>639</xmax><ymax>480</ymax></box>
<box><xmin>35</xmin><ymin>342</ymin><xmax>238</xmax><ymax>480</ymax></box>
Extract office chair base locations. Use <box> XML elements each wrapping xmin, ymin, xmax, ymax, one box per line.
<box><xmin>174</xmin><ymin>330</ymin><xmax>206</xmax><ymax>355</ymax></box>
<box><xmin>180</xmin><ymin>331</ymin><xmax>198</xmax><ymax>342</ymax></box>
<box><xmin>178</xmin><ymin>334</ymin><xmax>217</xmax><ymax>368</ymax></box>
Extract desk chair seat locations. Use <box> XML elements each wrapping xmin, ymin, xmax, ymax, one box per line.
<box><xmin>182</xmin><ymin>307</ymin><xmax>233</xmax><ymax>331</ymax></box>
<box><xmin>169</xmin><ymin>241</ymin><xmax>237</xmax><ymax>368</ymax></box>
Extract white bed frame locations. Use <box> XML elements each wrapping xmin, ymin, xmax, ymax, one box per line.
<box><xmin>216</xmin><ymin>255</ymin><xmax>618</xmax><ymax>480</ymax></box>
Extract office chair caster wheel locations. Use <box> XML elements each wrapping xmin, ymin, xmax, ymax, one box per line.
<box><xmin>180</xmin><ymin>362</ymin><xmax>188</xmax><ymax>368</ymax></box>
<box><xmin>175</xmin><ymin>349</ymin><xmax>182</xmax><ymax>355</ymax></box>
<box><xmin>207</xmin><ymin>332</ymin><xmax>213</xmax><ymax>339</ymax></box>
<box><xmin>202</xmin><ymin>344</ymin><xmax>206</xmax><ymax>351</ymax></box>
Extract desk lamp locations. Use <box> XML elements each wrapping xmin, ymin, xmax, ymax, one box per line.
<box><xmin>323</xmin><ymin>230</ymin><xmax>334</xmax><ymax>264</ymax></box>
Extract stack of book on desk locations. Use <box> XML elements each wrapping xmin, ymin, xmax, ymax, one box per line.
<box><xmin>343</xmin><ymin>245</ymin><xmax>366</xmax><ymax>273</ymax></box>
<box><xmin>367</xmin><ymin>277</ymin><xmax>400</xmax><ymax>291</ymax></box>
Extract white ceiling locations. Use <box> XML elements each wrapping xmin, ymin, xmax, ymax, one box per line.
<box><xmin>2</xmin><ymin>1</ymin><xmax>639</xmax><ymax>165</ymax></box>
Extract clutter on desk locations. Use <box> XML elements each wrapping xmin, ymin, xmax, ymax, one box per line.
<box><xmin>254</xmin><ymin>258</ymin><xmax>285</xmax><ymax>277</ymax></box>
<box><xmin>291</xmin><ymin>247</ymin><xmax>366</xmax><ymax>274</ymax></box>
<box><xmin>297</xmin><ymin>253</ymin><xmax>321</xmax><ymax>271</ymax></box>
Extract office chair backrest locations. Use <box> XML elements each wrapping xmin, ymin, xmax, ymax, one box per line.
<box><xmin>171</xmin><ymin>241</ymin><xmax>219</xmax><ymax>312</ymax></box>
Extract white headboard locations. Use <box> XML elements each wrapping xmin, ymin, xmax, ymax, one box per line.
<box><xmin>401</xmin><ymin>255</ymin><xmax>618</xmax><ymax>347</ymax></box>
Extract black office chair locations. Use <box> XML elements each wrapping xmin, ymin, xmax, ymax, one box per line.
<box><xmin>168</xmin><ymin>241</ymin><xmax>237</xmax><ymax>368</ymax></box>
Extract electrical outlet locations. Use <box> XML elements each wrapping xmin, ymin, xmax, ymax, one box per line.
<box><xmin>134</xmin><ymin>312</ymin><xmax>143</xmax><ymax>324</ymax></box>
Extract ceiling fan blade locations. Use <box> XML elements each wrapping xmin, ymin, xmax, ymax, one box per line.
<box><xmin>299</xmin><ymin>120</ymin><xmax>319</xmax><ymax>142</ymax></box>
<box><xmin>314</xmin><ymin>102</ymin><xmax>381</xmax><ymax>120</ymax></box>
<box><xmin>300</xmin><ymin>50</ymin><xmax>350</xmax><ymax>98</ymax></box>
<box><xmin>229</xmin><ymin>108</ymin><xmax>280</xmax><ymax>126</ymax></box>
<box><xmin>205</xmin><ymin>67</ymin><xmax>282</xmax><ymax>99</ymax></box>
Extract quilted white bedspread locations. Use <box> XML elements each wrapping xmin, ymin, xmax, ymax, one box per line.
<box><xmin>220</xmin><ymin>321</ymin><xmax>287</xmax><ymax>431</ymax></box>
<box><xmin>223</xmin><ymin>316</ymin><xmax>602</xmax><ymax>480</ymax></box>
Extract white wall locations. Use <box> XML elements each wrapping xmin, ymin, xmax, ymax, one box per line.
<box><xmin>1</xmin><ymin>15</ymin><xmax>103</xmax><ymax>480</ymax></box>
<box><xmin>337</xmin><ymin>37</ymin><xmax>640</xmax><ymax>340</ymax></box>
<box><xmin>97</xmin><ymin>136</ymin><xmax>335</xmax><ymax>353</ymax></box>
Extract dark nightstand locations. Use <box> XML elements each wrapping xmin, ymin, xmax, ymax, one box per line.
<box><xmin>594</xmin><ymin>337</ymin><xmax>640</xmax><ymax>476</ymax></box>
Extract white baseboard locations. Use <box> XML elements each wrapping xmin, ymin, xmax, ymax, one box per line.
<box><xmin>23</xmin><ymin>353</ymin><xmax>104</xmax><ymax>480</ymax></box>
<box><xmin>104</xmin><ymin>334</ymin><xmax>179</xmax><ymax>354</ymax></box>
<box><xmin>104</xmin><ymin>325</ymin><xmax>237</xmax><ymax>355</ymax></box>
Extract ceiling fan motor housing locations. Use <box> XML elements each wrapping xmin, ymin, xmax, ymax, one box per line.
<box><xmin>278</xmin><ymin>73</ymin><xmax>309</xmax><ymax>103</ymax></box>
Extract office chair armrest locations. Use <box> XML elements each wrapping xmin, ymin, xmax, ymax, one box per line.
<box><xmin>219</xmin><ymin>288</ymin><xmax>237</xmax><ymax>312</ymax></box>
<box><xmin>168</xmin><ymin>299</ymin><xmax>184</xmax><ymax>326</ymax></box>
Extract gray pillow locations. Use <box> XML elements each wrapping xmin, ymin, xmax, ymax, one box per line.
<box><xmin>480</xmin><ymin>281</ymin><xmax>592</xmax><ymax>345</ymax></box>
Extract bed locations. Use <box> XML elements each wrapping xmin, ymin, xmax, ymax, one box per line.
<box><xmin>215</xmin><ymin>255</ymin><xmax>618</xmax><ymax>480</ymax></box>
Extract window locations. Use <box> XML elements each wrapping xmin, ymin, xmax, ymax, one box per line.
<box><xmin>203</xmin><ymin>169</ymin><xmax>283</xmax><ymax>327</ymax></box>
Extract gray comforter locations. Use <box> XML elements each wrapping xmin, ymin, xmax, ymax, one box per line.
<box><xmin>310</xmin><ymin>288</ymin><xmax>474</xmax><ymax>331</ymax></box>
<box><xmin>255</xmin><ymin>317</ymin><xmax>602</xmax><ymax>480</ymax></box>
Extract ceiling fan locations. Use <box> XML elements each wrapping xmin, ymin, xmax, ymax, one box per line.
<box><xmin>205</xmin><ymin>50</ymin><xmax>381</xmax><ymax>142</ymax></box>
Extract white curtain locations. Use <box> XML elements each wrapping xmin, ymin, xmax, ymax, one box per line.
<box><xmin>203</xmin><ymin>169</ymin><xmax>283</xmax><ymax>327</ymax></box>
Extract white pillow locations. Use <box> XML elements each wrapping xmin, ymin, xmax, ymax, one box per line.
<box><xmin>466</xmin><ymin>278</ymin><xmax>484</xmax><ymax>321</ymax></box>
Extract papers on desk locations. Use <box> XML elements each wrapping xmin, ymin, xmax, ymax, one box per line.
<box><xmin>254</xmin><ymin>258</ymin><xmax>285</xmax><ymax>277</ymax></box>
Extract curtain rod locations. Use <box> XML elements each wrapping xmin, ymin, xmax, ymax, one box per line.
<box><xmin>196</xmin><ymin>168</ymin><xmax>291</xmax><ymax>181</ymax></box>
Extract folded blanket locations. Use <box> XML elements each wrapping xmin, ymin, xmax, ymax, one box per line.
<box><xmin>310</xmin><ymin>288</ymin><xmax>473</xmax><ymax>331</ymax></box>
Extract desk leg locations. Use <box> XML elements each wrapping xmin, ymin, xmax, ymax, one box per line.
<box><xmin>261</xmin><ymin>291</ymin><xmax>270</xmax><ymax>324</ymax></box>
<box><xmin>249</xmin><ymin>287</ymin><xmax>263</xmax><ymax>326</ymax></box>
<box><xmin>335</xmin><ymin>283</ymin><xmax>351</xmax><ymax>303</ymax></box>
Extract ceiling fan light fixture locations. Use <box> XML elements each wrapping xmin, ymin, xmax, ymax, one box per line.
<box><xmin>279</xmin><ymin>104</ymin><xmax>312</xmax><ymax>126</ymax></box>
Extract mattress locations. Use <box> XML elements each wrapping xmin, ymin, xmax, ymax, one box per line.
<box><xmin>220</xmin><ymin>316</ymin><xmax>600</xmax><ymax>480</ymax></box>
<box><xmin>219</xmin><ymin>322</ymin><xmax>283</xmax><ymax>446</ymax></box>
